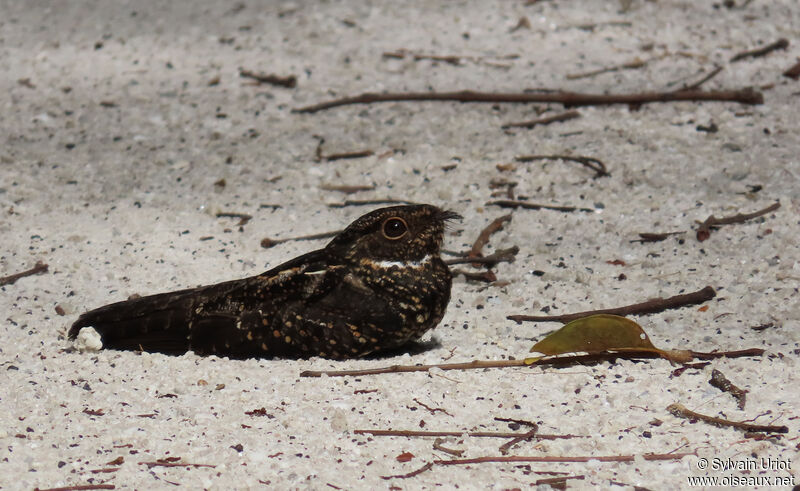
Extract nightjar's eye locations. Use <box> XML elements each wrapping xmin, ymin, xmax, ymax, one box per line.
<box><xmin>381</xmin><ymin>217</ymin><xmax>408</xmax><ymax>240</ymax></box>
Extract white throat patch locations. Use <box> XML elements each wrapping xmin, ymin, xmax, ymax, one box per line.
<box><xmin>370</xmin><ymin>254</ymin><xmax>432</xmax><ymax>269</ymax></box>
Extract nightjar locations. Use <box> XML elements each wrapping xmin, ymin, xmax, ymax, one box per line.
<box><xmin>68</xmin><ymin>204</ymin><xmax>459</xmax><ymax>359</ymax></box>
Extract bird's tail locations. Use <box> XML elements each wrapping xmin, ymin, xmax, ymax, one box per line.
<box><xmin>68</xmin><ymin>288</ymin><xmax>200</xmax><ymax>354</ymax></box>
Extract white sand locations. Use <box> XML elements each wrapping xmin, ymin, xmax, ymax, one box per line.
<box><xmin>1</xmin><ymin>1</ymin><xmax>798</xmax><ymax>489</ymax></box>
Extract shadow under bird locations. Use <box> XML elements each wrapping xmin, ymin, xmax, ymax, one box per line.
<box><xmin>68</xmin><ymin>204</ymin><xmax>460</xmax><ymax>359</ymax></box>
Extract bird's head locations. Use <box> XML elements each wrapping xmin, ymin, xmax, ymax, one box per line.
<box><xmin>326</xmin><ymin>204</ymin><xmax>460</xmax><ymax>263</ymax></box>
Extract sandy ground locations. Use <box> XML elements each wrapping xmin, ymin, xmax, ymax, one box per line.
<box><xmin>1</xmin><ymin>1</ymin><xmax>799</xmax><ymax>489</ymax></box>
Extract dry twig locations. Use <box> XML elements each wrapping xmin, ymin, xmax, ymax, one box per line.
<box><xmin>784</xmin><ymin>59</ymin><xmax>800</xmax><ymax>80</ymax></box>
<box><xmin>434</xmin><ymin>451</ymin><xmax>695</xmax><ymax>465</ymax></box>
<box><xmin>433</xmin><ymin>438</ymin><xmax>464</xmax><ymax>457</ymax></box>
<box><xmin>320</xmin><ymin>184</ymin><xmax>375</xmax><ymax>194</ymax></box>
<box><xmin>216</xmin><ymin>212</ymin><xmax>252</xmax><ymax>227</ymax></box>
<box><xmin>667</xmin><ymin>403</ymin><xmax>787</xmax><ymax>433</ymax></box>
<box><xmin>696</xmin><ymin>202</ymin><xmax>780</xmax><ymax>241</ymax></box>
<box><xmin>292</xmin><ymin>89</ymin><xmax>763</xmax><ymax>114</ymax></box>
<box><xmin>33</xmin><ymin>485</ymin><xmax>116</xmax><ymax>491</ymax></box>
<box><xmin>444</xmin><ymin>247</ymin><xmax>518</xmax><ymax>267</ymax></box>
<box><xmin>487</xmin><ymin>200</ymin><xmax>594</xmax><ymax>213</ymax></box>
<box><xmin>354</xmin><ymin>429</ymin><xmax>582</xmax><ymax>440</ymax></box>
<box><xmin>502</xmin><ymin>110</ymin><xmax>581</xmax><ymax>129</ymax></box>
<box><xmin>140</xmin><ymin>459</ymin><xmax>216</xmax><ymax>469</ymax></box>
<box><xmin>514</xmin><ymin>154</ymin><xmax>609</xmax><ymax>177</ymax></box>
<box><xmin>380</xmin><ymin>462</ymin><xmax>434</xmax><ymax>480</ymax></box>
<box><xmin>730</xmin><ymin>38</ymin><xmax>789</xmax><ymax>62</ymax></box>
<box><xmin>328</xmin><ymin>199</ymin><xmax>413</xmax><ymax>208</ymax></box>
<box><xmin>239</xmin><ymin>69</ymin><xmax>297</xmax><ymax>88</ymax></box>
<box><xmin>508</xmin><ymin>286</ymin><xmax>716</xmax><ymax>323</ymax></box>
<box><xmin>300</xmin><ymin>347</ymin><xmax>763</xmax><ymax>378</ymax></box>
<box><xmin>630</xmin><ymin>231</ymin><xmax>685</xmax><ymax>243</ymax></box>
<box><xmin>709</xmin><ymin>369</ymin><xmax>747</xmax><ymax>410</ymax></box>
<box><xmin>0</xmin><ymin>261</ymin><xmax>49</xmax><ymax>286</ymax></box>
<box><xmin>566</xmin><ymin>59</ymin><xmax>648</xmax><ymax>80</ymax></box>
<box><xmin>682</xmin><ymin>65</ymin><xmax>724</xmax><ymax>91</ymax></box>
<box><xmin>468</xmin><ymin>214</ymin><xmax>512</xmax><ymax>264</ymax></box>
<box><xmin>260</xmin><ymin>231</ymin><xmax>340</xmax><ymax>249</ymax></box>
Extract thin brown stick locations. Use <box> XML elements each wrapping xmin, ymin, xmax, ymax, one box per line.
<box><xmin>239</xmin><ymin>69</ymin><xmax>297</xmax><ymax>88</ymax></box>
<box><xmin>140</xmin><ymin>460</ymin><xmax>216</xmax><ymax>469</ymax></box>
<box><xmin>320</xmin><ymin>184</ymin><xmax>376</xmax><ymax>194</ymax></box>
<box><xmin>696</xmin><ymin>202</ymin><xmax>780</xmax><ymax>241</ymax></box>
<box><xmin>689</xmin><ymin>348</ymin><xmax>764</xmax><ymax>360</ymax></box>
<box><xmin>328</xmin><ymin>199</ymin><xmax>414</xmax><ymax>208</ymax></box>
<box><xmin>445</xmin><ymin>246</ymin><xmax>518</xmax><ymax>266</ymax></box>
<box><xmin>566</xmin><ymin>59</ymin><xmax>647</xmax><ymax>80</ymax></box>
<box><xmin>451</xmin><ymin>269</ymin><xmax>497</xmax><ymax>283</ymax></box>
<box><xmin>292</xmin><ymin>89</ymin><xmax>763</xmax><ymax>113</ymax></box>
<box><xmin>433</xmin><ymin>439</ymin><xmax>464</xmax><ymax>457</ymax></box>
<box><xmin>383</xmin><ymin>50</ymin><xmax>462</xmax><ymax>65</ymax></box>
<box><xmin>535</xmin><ymin>476</ymin><xmax>585</xmax><ymax>486</ymax></box>
<box><xmin>502</xmin><ymin>110</ymin><xmax>581</xmax><ymax>129</ymax></box>
<box><xmin>380</xmin><ymin>462</ymin><xmax>434</xmax><ymax>480</ymax></box>
<box><xmin>0</xmin><ymin>260</ymin><xmax>49</xmax><ymax>286</ymax></box>
<box><xmin>299</xmin><ymin>346</ymin><xmax>763</xmax><ymax>378</ymax></box>
<box><xmin>730</xmin><ymin>38</ymin><xmax>789</xmax><ymax>62</ymax></box>
<box><xmin>784</xmin><ymin>59</ymin><xmax>800</xmax><ymax>80</ymax></box>
<box><xmin>507</xmin><ymin>285</ymin><xmax>716</xmax><ymax>323</ymax></box>
<box><xmin>667</xmin><ymin>403</ymin><xmax>787</xmax><ymax>433</ymax></box>
<box><xmin>487</xmin><ymin>200</ymin><xmax>594</xmax><ymax>213</ymax></box>
<box><xmin>434</xmin><ymin>451</ymin><xmax>695</xmax><ymax>465</ymax></box>
<box><xmin>499</xmin><ymin>425</ymin><xmax>539</xmax><ymax>455</ymax></box>
<box><xmin>260</xmin><ymin>231</ymin><xmax>340</xmax><ymax>249</ymax></box>
<box><xmin>34</xmin><ymin>486</ymin><xmax>116</xmax><ymax>491</ymax></box>
<box><xmin>682</xmin><ymin>65</ymin><xmax>724</xmax><ymax>91</ymax></box>
<box><xmin>313</xmin><ymin>135</ymin><xmax>374</xmax><ymax>161</ymax></box>
<box><xmin>630</xmin><ymin>231</ymin><xmax>686</xmax><ymax>243</ymax></box>
<box><xmin>468</xmin><ymin>214</ymin><xmax>512</xmax><ymax>264</ymax></box>
<box><xmin>514</xmin><ymin>154</ymin><xmax>609</xmax><ymax>177</ymax></box>
<box><xmin>353</xmin><ymin>429</ymin><xmax>583</xmax><ymax>440</ymax></box>
<box><xmin>324</xmin><ymin>150</ymin><xmax>375</xmax><ymax>161</ymax></box>
<box><xmin>708</xmin><ymin>369</ymin><xmax>747</xmax><ymax>409</ymax></box>
<box><xmin>215</xmin><ymin>212</ymin><xmax>252</xmax><ymax>227</ymax></box>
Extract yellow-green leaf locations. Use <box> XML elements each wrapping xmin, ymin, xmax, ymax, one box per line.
<box><xmin>531</xmin><ymin>314</ymin><xmax>660</xmax><ymax>356</ymax></box>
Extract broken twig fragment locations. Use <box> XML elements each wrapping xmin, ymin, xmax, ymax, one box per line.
<box><xmin>299</xmin><ymin>346</ymin><xmax>762</xmax><ymax>378</ymax></box>
<box><xmin>320</xmin><ymin>184</ymin><xmax>376</xmax><ymax>194</ymax></box>
<box><xmin>487</xmin><ymin>200</ymin><xmax>594</xmax><ymax>213</ymax></box>
<box><xmin>696</xmin><ymin>202</ymin><xmax>780</xmax><ymax>241</ymax></box>
<box><xmin>260</xmin><ymin>231</ymin><xmax>341</xmax><ymax>248</ymax></box>
<box><xmin>216</xmin><ymin>212</ymin><xmax>253</xmax><ymax>227</ymax></box>
<box><xmin>0</xmin><ymin>261</ymin><xmax>49</xmax><ymax>286</ymax></box>
<box><xmin>502</xmin><ymin>110</ymin><xmax>580</xmax><ymax>129</ymax></box>
<box><xmin>507</xmin><ymin>286</ymin><xmax>716</xmax><ymax>323</ymax></box>
<box><xmin>434</xmin><ymin>451</ymin><xmax>695</xmax><ymax>466</ymax></box>
<box><xmin>445</xmin><ymin>247</ymin><xmax>518</xmax><ymax>267</ymax></box>
<box><xmin>730</xmin><ymin>38</ymin><xmax>789</xmax><ymax>62</ymax></box>
<box><xmin>514</xmin><ymin>154</ymin><xmax>609</xmax><ymax>177</ymax></box>
<box><xmin>667</xmin><ymin>403</ymin><xmax>786</xmax><ymax>433</ymax></box>
<box><xmin>468</xmin><ymin>214</ymin><xmax>512</xmax><ymax>265</ymax></box>
<box><xmin>709</xmin><ymin>369</ymin><xmax>747</xmax><ymax>410</ymax></box>
<box><xmin>292</xmin><ymin>88</ymin><xmax>763</xmax><ymax>114</ymax></box>
<box><xmin>314</xmin><ymin>136</ymin><xmax>374</xmax><ymax>161</ymax></box>
<box><xmin>631</xmin><ymin>231</ymin><xmax>685</xmax><ymax>243</ymax></box>
<box><xmin>354</xmin><ymin>428</ymin><xmax>581</xmax><ymax>440</ymax></box>
<box><xmin>239</xmin><ymin>68</ymin><xmax>297</xmax><ymax>88</ymax></box>
<box><xmin>784</xmin><ymin>59</ymin><xmax>800</xmax><ymax>80</ymax></box>
<box><xmin>566</xmin><ymin>58</ymin><xmax>648</xmax><ymax>80</ymax></box>
<box><xmin>328</xmin><ymin>199</ymin><xmax>413</xmax><ymax>208</ymax></box>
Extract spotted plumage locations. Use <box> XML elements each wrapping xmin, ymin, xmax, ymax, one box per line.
<box><xmin>68</xmin><ymin>204</ymin><xmax>459</xmax><ymax>359</ymax></box>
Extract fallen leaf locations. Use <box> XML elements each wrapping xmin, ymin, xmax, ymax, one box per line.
<box><xmin>528</xmin><ymin>314</ymin><xmax>691</xmax><ymax>363</ymax></box>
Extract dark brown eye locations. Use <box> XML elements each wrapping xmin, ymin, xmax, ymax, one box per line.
<box><xmin>381</xmin><ymin>217</ymin><xmax>408</xmax><ymax>240</ymax></box>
